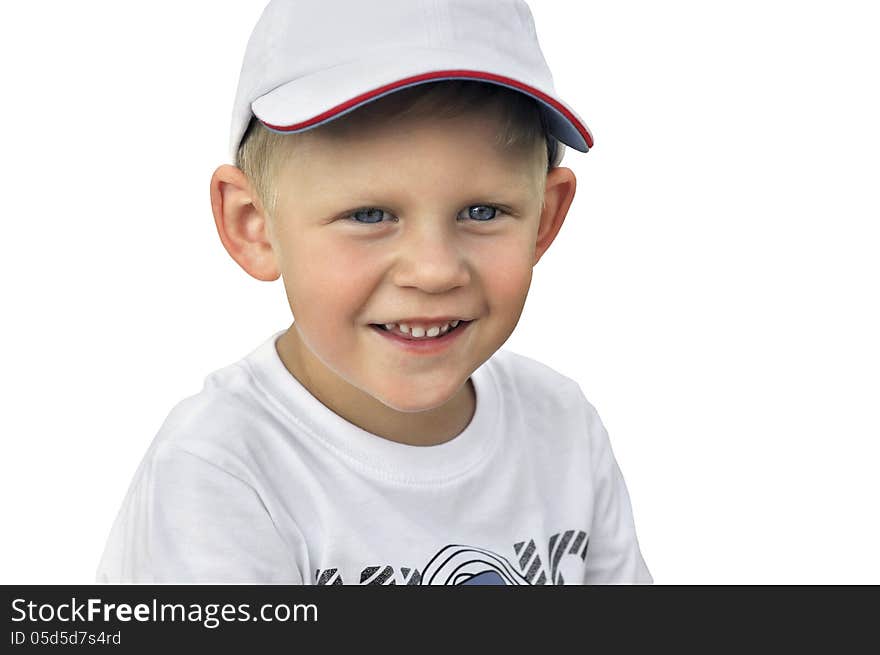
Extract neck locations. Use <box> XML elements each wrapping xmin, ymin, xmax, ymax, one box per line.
<box><xmin>275</xmin><ymin>326</ymin><xmax>476</xmax><ymax>447</ymax></box>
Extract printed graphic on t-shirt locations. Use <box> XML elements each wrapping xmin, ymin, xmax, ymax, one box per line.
<box><xmin>315</xmin><ymin>528</ymin><xmax>589</xmax><ymax>585</ymax></box>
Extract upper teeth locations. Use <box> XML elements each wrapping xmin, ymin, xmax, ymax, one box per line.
<box><xmin>383</xmin><ymin>320</ymin><xmax>461</xmax><ymax>338</ymax></box>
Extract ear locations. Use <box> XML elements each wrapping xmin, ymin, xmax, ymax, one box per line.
<box><xmin>209</xmin><ymin>164</ymin><xmax>280</xmax><ymax>281</ymax></box>
<box><xmin>534</xmin><ymin>166</ymin><xmax>577</xmax><ymax>266</ymax></box>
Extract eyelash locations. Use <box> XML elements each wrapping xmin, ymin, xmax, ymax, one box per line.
<box><xmin>345</xmin><ymin>205</ymin><xmax>504</xmax><ymax>225</ymax></box>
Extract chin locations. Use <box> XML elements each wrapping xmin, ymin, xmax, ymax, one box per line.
<box><xmin>372</xmin><ymin>383</ymin><xmax>460</xmax><ymax>414</ymax></box>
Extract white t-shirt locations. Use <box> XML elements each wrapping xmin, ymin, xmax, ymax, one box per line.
<box><xmin>97</xmin><ymin>331</ymin><xmax>652</xmax><ymax>585</ymax></box>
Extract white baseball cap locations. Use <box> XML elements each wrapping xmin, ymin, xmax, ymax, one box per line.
<box><xmin>229</xmin><ymin>0</ymin><xmax>593</xmax><ymax>167</ymax></box>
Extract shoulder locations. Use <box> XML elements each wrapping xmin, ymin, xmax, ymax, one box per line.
<box><xmin>164</xmin><ymin>360</ymin><xmax>260</xmax><ymax>433</ymax></box>
<box><xmin>484</xmin><ymin>348</ymin><xmax>610</xmax><ymax>460</ymax></box>
<box><xmin>149</xmin><ymin>358</ymin><xmax>274</xmax><ymax>481</ymax></box>
<box><xmin>486</xmin><ymin>346</ymin><xmax>589</xmax><ymax>413</ymax></box>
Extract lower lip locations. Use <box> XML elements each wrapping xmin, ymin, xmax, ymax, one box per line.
<box><xmin>370</xmin><ymin>321</ymin><xmax>472</xmax><ymax>355</ymax></box>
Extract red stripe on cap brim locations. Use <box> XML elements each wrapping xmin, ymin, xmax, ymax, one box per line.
<box><xmin>258</xmin><ymin>69</ymin><xmax>593</xmax><ymax>150</ymax></box>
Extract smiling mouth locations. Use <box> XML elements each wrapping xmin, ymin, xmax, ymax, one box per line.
<box><xmin>370</xmin><ymin>320</ymin><xmax>472</xmax><ymax>341</ymax></box>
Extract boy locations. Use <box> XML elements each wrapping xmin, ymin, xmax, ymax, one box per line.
<box><xmin>97</xmin><ymin>0</ymin><xmax>652</xmax><ymax>585</ymax></box>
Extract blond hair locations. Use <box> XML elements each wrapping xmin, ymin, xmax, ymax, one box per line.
<box><xmin>236</xmin><ymin>80</ymin><xmax>554</xmax><ymax>220</ymax></box>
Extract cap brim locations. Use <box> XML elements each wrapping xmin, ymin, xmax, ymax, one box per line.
<box><xmin>242</xmin><ymin>47</ymin><xmax>592</xmax><ymax>161</ymax></box>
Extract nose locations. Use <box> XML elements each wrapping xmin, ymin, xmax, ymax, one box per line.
<box><xmin>390</xmin><ymin>222</ymin><xmax>471</xmax><ymax>293</ymax></box>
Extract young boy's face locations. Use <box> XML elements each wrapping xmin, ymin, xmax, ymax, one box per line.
<box><xmin>215</xmin><ymin>107</ymin><xmax>575</xmax><ymax>435</ymax></box>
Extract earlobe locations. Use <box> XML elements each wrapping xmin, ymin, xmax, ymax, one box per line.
<box><xmin>534</xmin><ymin>167</ymin><xmax>577</xmax><ymax>266</ymax></box>
<box><xmin>209</xmin><ymin>164</ymin><xmax>280</xmax><ymax>281</ymax></box>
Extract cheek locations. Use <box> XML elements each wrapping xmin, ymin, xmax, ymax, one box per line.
<box><xmin>285</xmin><ymin>237</ymin><xmax>380</xmax><ymax>324</ymax></box>
<box><xmin>471</xmin><ymin>235</ymin><xmax>534</xmax><ymax>313</ymax></box>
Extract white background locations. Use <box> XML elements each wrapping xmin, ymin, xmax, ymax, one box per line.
<box><xmin>1</xmin><ymin>0</ymin><xmax>877</xmax><ymax>584</ymax></box>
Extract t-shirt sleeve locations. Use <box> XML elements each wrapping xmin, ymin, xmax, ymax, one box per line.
<box><xmin>97</xmin><ymin>444</ymin><xmax>303</xmax><ymax>584</ymax></box>
<box><xmin>581</xmin><ymin>400</ymin><xmax>653</xmax><ymax>584</ymax></box>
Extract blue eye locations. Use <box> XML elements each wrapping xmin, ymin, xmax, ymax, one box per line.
<box><xmin>463</xmin><ymin>205</ymin><xmax>498</xmax><ymax>221</ymax></box>
<box><xmin>348</xmin><ymin>205</ymin><xmax>501</xmax><ymax>224</ymax></box>
<box><xmin>350</xmin><ymin>208</ymin><xmax>389</xmax><ymax>224</ymax></box>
